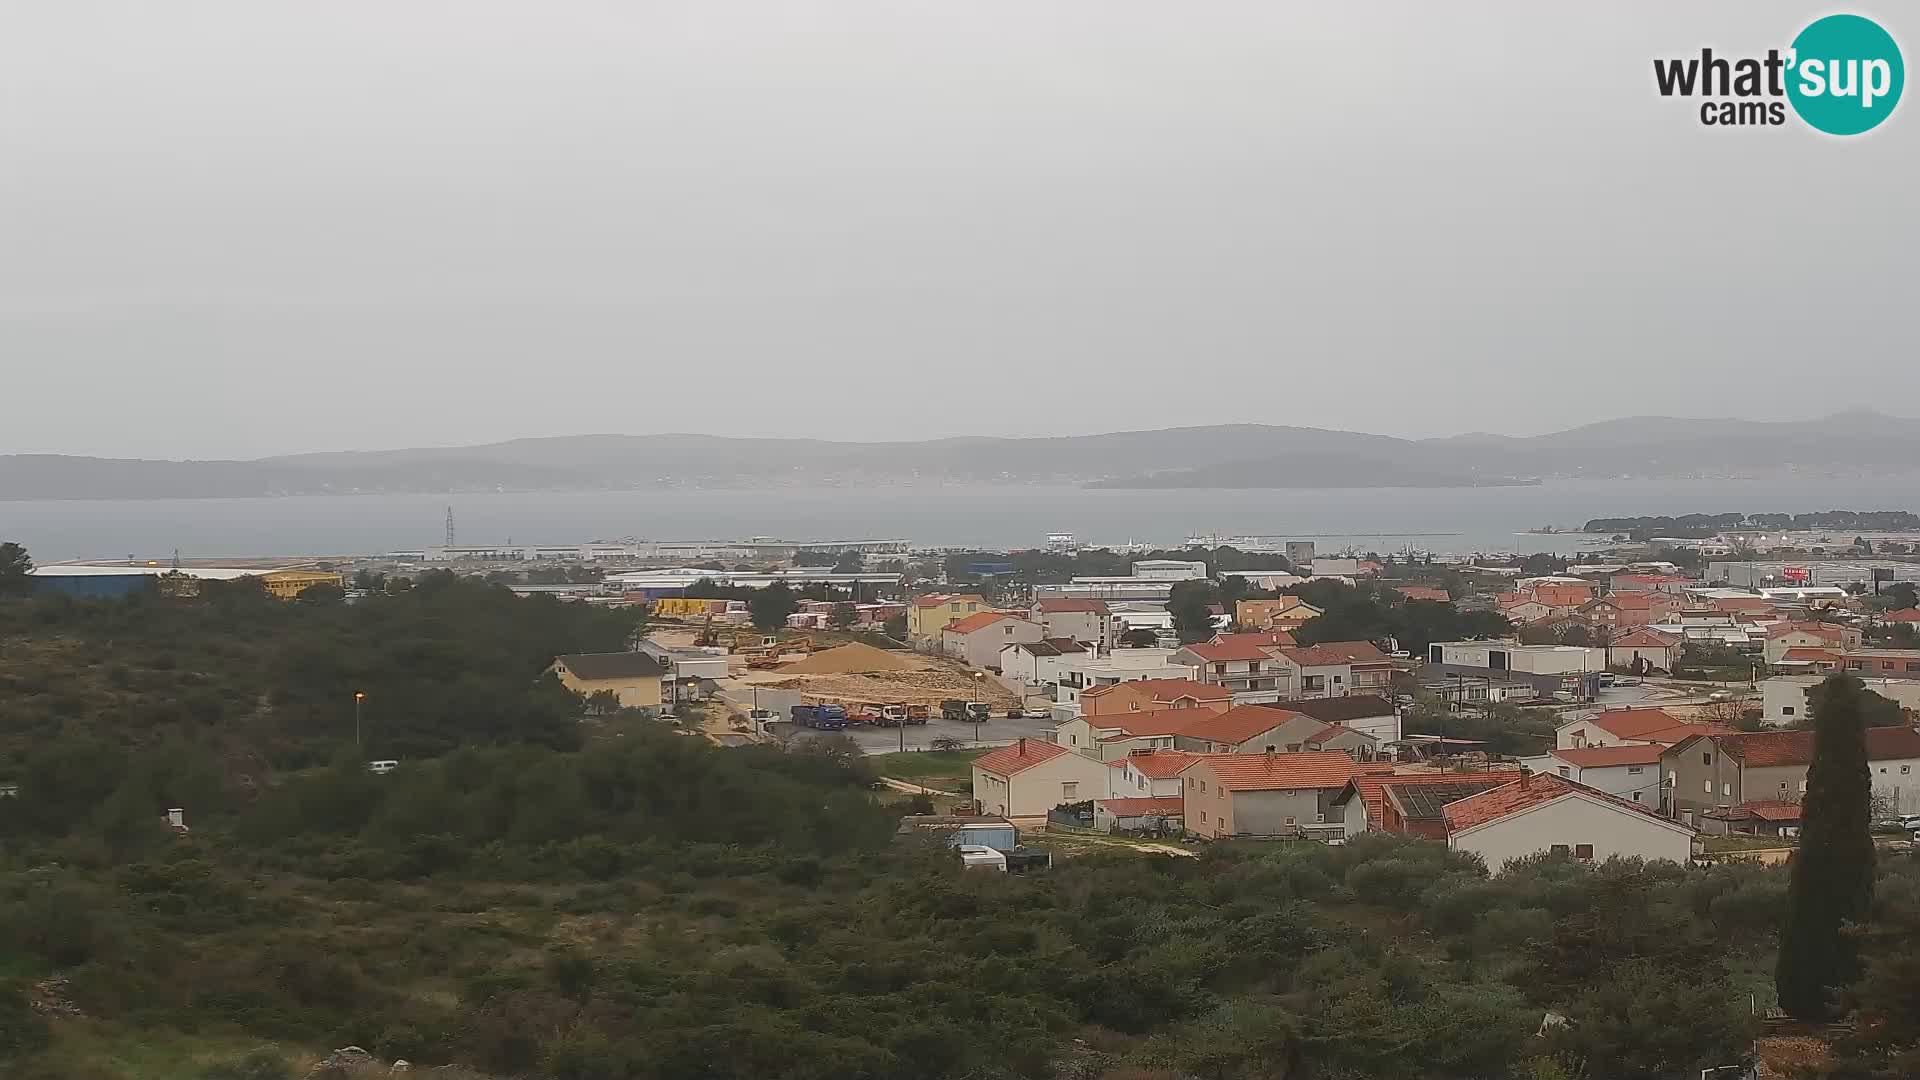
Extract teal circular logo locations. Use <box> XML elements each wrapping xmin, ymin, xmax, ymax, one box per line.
<box><xmin>1787</xmin><ymin>14</ymin><xmax>1904</xmax><ymax>135</ymax></box>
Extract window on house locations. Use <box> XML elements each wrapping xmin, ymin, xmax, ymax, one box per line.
<box><xmin>1575</xmin><ymin>844</ymin><xmax>1594</xmax><ymax>860</ymax></box>
<box><xmin>1904</xmin><ymin>765</ymin><xmax>1912</xmax><ymax>775</ymax></box>
<box><xmin>1550</xmin><ymin>844</ymin><xmax>1570</xmax><ymax>855</ymax></box>
<box><xmin>1069</xmin><ymin>735</ymin><xmax>1077</xmax><ymax>745</ymax></box>
<box><xmin>1702</xmin><ymin>752</ymin><xmax>1713</xmax><ymax>765</ymax></box>
<box><xmin>1722</xmin><ymin>782</ymin><xmax>1732</xmax><ymax>797</ymax></box>
<box><xmin>1703</xmin><ymin>780</ymin><xmax>1713</xmax><ymax>794</ymax></box>
<box><xmin>1217</xmin><ymin>787</ymin><xmax>1224</xmax><ymax>800</ymax></box>
<box><xmin>1266</xmin><ymin>745</ymin><xmax>1277</xmax><ymax>753</ymax></box>
<box><xmin>1627</xmin><ymin>766</ymin><xmax>1644</xmax><ymax>774</ymax></box>
<box><xmin>1062</xmin><ymin>782</ymin><xmax>1078</xmax><ymax>800</ymax></box>
<box><xmin>1782</xmin><ymin>707</ymin><xmax>1795</xmax><ymax>716</ymax></box>
<box><xmin>1557</xmin><ymin>766</ymin><xmax>1571</xmax><ymax>778</ymax></box>
<box><xmin>1633</xmin><ymin>791</ymin><xmax>1642</xmax><ymax>801</ymax></box>
<box><xmin>1800</xmin><ymin>780</ymin><xmax>1808</xmax><ymax>792</ymax></box>
<box><xmin>1284</xmin><ymin>816</ymin><xmax>1295</xmax><ymax>826</ymax></box>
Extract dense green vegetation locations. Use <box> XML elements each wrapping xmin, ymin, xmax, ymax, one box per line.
<box><xmin>1284</xmin><ymin>579</ymin><xmax>1511</xmax><ymax>654</ymax></box>
<box><xmin>1779</xmin><ymin>676</ymin><xmax>1876</xmax><ymax>1019</ymax></box>
<box><xmin>1582</xmin><ymin>511</ymin><xmax>1920</xmax><ymax>536</ymax></box>
<box><xmin>8</xmin><ymin>556</ymin><xmax>1920</xmax><ymax>1079</ymax></box>
<box><xmin>0</xmin><ymin>571</ymin><xmax>639</xmax><ymax>774</ymax></box>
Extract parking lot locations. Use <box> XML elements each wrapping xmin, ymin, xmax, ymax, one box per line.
<box><xmin>784</xmin><ymin>713</ymin><xmax>1057</xmax><ymax>754</ymax></box>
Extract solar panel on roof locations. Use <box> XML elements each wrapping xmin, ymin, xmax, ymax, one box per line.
<box><xmin>1392</xmin><ymin>782</ymin><xmax>1506</xmax><ymax>820</ymax></box>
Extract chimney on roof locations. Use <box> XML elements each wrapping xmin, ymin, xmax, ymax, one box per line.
<box><xmin>1017</xmin><ymin>737</ymin><xmax>1027</xmax><ymax>756</ymax></box>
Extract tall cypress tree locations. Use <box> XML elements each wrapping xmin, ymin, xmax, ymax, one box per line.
<box><xmin>1776</xmin><ymin>674</ymin><xmax>1876</xmax><ymax>1019</ymax></box>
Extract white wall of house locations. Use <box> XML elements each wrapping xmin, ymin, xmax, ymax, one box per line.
<box><xmin>1434</xmin><ymin>641</ymin><xmax>1603</xmax><ymax>675</ymax></box>
<box><xmin>1341</xmin><ymin>793</ymin><xmax>1371</xmax><ymax>837</ymax></box>
<box><xmin>1764</xmin><ymin>675</ymin><xmax>1920</xmax><ymax>727</ymax></box>
<box><xmin>1555</xmin><ymin>718</ymin><xmax>1651</xmax><ymax>750</ymax></box>
<box><xmin>945</xmin><ymin>617</ymin><xmax>1045</xmax><ymax>671</ymax></box>
<box><xmin>1111</xmin><ymin>758</ymin><xmax>1186</xmax><ymax>799</ymax></box>
<box><xmin>1449</xmin><ymin>794</ymin><xmax>1694</xmax><ymax>873</ymax></box>
<box><xmin>1037</xmin><ymin>609</ymin><xmax>1113</xmax><ymax>650</ymax></box>
<box><xmin>1517</xmin><ymin>755</ymin><xmax>1662</xmax><ymax>806</ymax></box>
<box><xmin>1320</xmin><ymin>707</ymin><xmax>1401</xmax><ymax>743</ymax></box>
<box><xmin>1607</xmin><ymin>641</ymin><xmax>1679</xmax><ymax>671</ymax></box>
<box><xmin>1871</xmin><ymin>756</ymin><xmax>1920</xmax><ymax>815</ymax></box>
<box><xmin>972</xmin><ymin>753</ymin><xmax>1114</xmax><ymax>818</ymax></box>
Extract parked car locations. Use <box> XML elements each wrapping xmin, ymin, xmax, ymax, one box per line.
<box><xmin>366</xmin><ymin>760</ymin><xmax>399</xmax><ymax>775</ymax></box>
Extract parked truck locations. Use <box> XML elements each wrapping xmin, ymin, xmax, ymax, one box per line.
<box><xmin>941</xmin><ymin>699</ymin><xmax>994</xmax><ymax>722</ymax></box>
<box><xmin>790</xmin><ymin>703</ymin><xmax>848</xmax><ymax>730</ymax></box>
<box><xmin>905</xmin><ymin>704</ymin><xmax>931</xmax><ymax>725</ymax></box>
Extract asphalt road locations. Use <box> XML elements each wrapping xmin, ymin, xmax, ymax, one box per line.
<box><xmin>783</xmin><ymin>713</ymin><xmax>1057</xmax><ymax>753</ymax></box>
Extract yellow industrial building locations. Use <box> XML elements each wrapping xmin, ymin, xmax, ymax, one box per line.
<box><xmin>259</xmin><ymin>569</ymin><xmax>346</xmax><ymax>600</ymax></box>
<box><xmin>551</xmin><ymin>652</ymin><xmax>667</xmax><ymax>709</ymax></box>
<box><xmin>907</xmin><ymin>593</ymin><xmax>989</xmax><ymax>641</ymax></box>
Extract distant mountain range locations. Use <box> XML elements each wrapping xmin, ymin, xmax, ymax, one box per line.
<box><xmin>4</xmin><ymin>410</ymin><xmax>1918</xmax><ymax>500</ymax></box>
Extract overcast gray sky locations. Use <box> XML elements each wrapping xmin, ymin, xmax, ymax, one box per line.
<box><xmin>3</xmin><ymin>2</ymin><xmax>1912</xmax><ymax>459</ymax></box>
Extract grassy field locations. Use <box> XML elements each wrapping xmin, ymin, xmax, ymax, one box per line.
<box><xmin>867</xmin><ymin>748</ymin><xmax>985</xmax><ymax>790</ymax></box>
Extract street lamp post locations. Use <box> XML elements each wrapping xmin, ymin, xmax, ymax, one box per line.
<box><xmin>353</xmin><ymin>691</ymin><xmax>366</xmax><ymax>749</ymax></box>
<box><xmin>973</xmin><ymin>671</ymin><xmax>984</xmax><ymax>745</ymax></box>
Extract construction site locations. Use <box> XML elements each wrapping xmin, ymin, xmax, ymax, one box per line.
<box><xmin>653</xmin><ymin>627</ymin><xmax>1023</xmax><ymax>710</ymax></box>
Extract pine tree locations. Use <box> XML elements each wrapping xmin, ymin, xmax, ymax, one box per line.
<box><xmin>1776</xmin><ymin>674</ymin><xmax>1877</xmax><ymax>1019</ymax></box>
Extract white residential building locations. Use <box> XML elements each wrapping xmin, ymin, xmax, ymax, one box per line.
<box><xmin>1428</xmin><ymin>640</ymin><xmax>1606</xmax><ymax>675</ymax></box>
<box><xmin>1518</xmin><ymin>744</ymin><xmax>1666</xmax><ymax>807</ymax></box>
<box><xmin>1053</xmin><ymin>649</ymin><xmax>1198</xmax><ymax>705</ymax></box>
<box><xmin>1442</xmin><ymin>773</ymin><xmax>1696</xmax><ymax>873</ymax></box>
<box><xmin>1762</xmin><ymin>674</ymin><xmax>1920</xmax><ymax>726</ymax></box>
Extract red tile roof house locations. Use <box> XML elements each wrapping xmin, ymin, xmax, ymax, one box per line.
<box><xmin>1180</xmin><ymin>752</ymin><xmax>1366</xmax><ymax>840</ymax></box>
<box><xmin>1554</xmin><ymin>707</ymin><xmax>1739</xmax><ymax>751</ymax></box>
<box><xmin>1773</xmin><ymin>646</ymin><xmax>1843</xmax><ymax>674</ymax></box>
<box><xmin>1441</xmin><ymin>772</ymin><xmax>1697</xmax><ymax>872</ymax></box>
<box><xmin>1092</xmin><ymin>795</ymin><xmax>1185</xmax><ymax>834</ymax></box>
<box><xmin>1077</xmin><ymin>678</ymin><xmax>1233</xmax><ymax>717</ymax></box>
<box><xmin>941</xmin><ymin>611</ymin><xmax>1045</xmax><ymax>671</ymax></box>
<box><xmin>1273</xmin><ymin>641</ymin><xmax>1398</xmax><ymax>698</ymax></box>
<box><xmin>970</xmin><ymin>738</ymin><xmax>1116</xmax><ymax>819</ymax></box>
<box><xmin>1605</xmin><ymin>628</ymin><xmax>1684</xmax><ymax>673</ymax></box>
<box><xmin>1106</xmin><ymin>748</ymin><xmax>1203</xmax><ymax>798</ymax></box>
<box><xmin>1698</xmin><ymin>800</ymin><xmax>1802</xmax><ymax>837</ymax></box>
<box><xmin>1660</xmin><ymin>726</ymin><xmax>1920</xmax><ymax>821</ymax></box>
<box><xmin>1331</xmin><ymin>770</ymin><xmax>1526</xmax><ymax>840</ymax></box>
<box><xmin>1392</xmin><ymin>585</ymin><xmax>1453</xmax><ymax>603</ymax></box>
<box><xmin>1883</xmin><ymin>608</ymin><xmax>1920</xmax><ymax>624</ymax></box>
<box><xmin>1166</xmin><ymin>705</ymin><xmax>1381</xmax><ymax>758</ymax></box>
<box><xmin>1173</xmin><ymin>636</ymin><xmax>1295</xmax><ymax>703</ymax></box>
<box><xmin>1761</xmin><ymin>621</ymin><xmax>1862</xmax><ymax>663</ymax></box>
<box><xmin>1579</xmin><ymin>591</ymin><xmax>1669</xmax><ymax>630</ymax></box>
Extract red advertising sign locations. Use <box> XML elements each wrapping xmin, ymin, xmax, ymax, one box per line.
<box><xmin>1781</xmin><ymin>566</ymin><xmax>1811</xmax><ymax>583</ymax></box>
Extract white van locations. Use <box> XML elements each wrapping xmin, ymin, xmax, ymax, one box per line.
<box><xmin>366</xmin><ymin>760</ymin><xmax>399</xmax><ymax>775</ymax></box>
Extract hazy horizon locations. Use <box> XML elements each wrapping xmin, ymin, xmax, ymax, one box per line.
<box><xmin>2</xmin><ymin>407</ymin><xmax>1911</xmax><ymax>462</ymax></box>
<box><xmin>6</xmin><ymin>1</ymin><xmax>1913</xmax><ymax>458</ymax></box>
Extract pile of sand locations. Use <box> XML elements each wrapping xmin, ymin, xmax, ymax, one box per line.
<box><xmin>779</xmin><ymin>642</ymin><xmax>920</xmax><ymax>675</ymax></box>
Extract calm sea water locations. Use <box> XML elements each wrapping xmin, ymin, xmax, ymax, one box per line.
<box><xmin>4</xmin><ymin>478</ymin><xmax>1917</xmax><ymax>563</ymax></box>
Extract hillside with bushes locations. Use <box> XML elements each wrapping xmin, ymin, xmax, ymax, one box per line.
<box><xmin>3</xmin><ymin>568</ymin><xmax>1920</xmax><ymax>1079</ymax></box>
